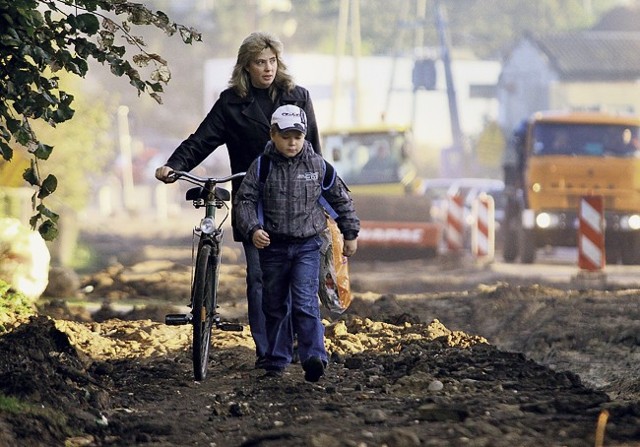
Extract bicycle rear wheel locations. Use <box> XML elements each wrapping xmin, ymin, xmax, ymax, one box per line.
<box><xmin>191</xmin><ymin>243</ymin><xmax>219</xmax><ymax>381</ymax></box>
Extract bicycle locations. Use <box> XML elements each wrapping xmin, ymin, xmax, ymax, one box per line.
<box><xmin>164</xmin><ymin>170</ymin><xmax>246</xmax><ymax>381</ymax></box>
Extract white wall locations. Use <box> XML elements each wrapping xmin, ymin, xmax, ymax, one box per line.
<box><xmin>204</xmin><ymin>54</ymin><xmax>501</xmax><ymax>151</ymax></box>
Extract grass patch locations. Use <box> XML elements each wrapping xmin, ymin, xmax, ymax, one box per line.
<box><xmin>0</xmin><ymin>392</ymin><xmax>73</xmax><ymax>441</ymax></box>
<box><xmin>0</xmin><ymin>393</ymin><xmax>26</xmax><ymax>414</ymax></box>
<box><xmin>0</xmin><ymin>393</ymin><xmax>66</xmax><ymax>423</ymax></box>
<box><xmin>0</xmin><ymin>279</ymin><xmax>37</xmax><ymax>333</ymax></box>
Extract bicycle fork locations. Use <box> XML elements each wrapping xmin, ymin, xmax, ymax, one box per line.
<box><xmin>165</xmin><ymin>237</ymin><xmax>242</xmax><ymax>331</ymax></box>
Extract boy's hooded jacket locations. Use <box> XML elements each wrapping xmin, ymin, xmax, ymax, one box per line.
<box><xmin>234</xmin><ymin>140</ymin><xmax>359</xmax><ymax>242</ymax></box>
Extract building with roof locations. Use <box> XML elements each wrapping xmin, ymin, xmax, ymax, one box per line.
<box><xmin>497</xmin><ymin>31</ymin><xmax>640</xmax><ymax>133</ymax></box>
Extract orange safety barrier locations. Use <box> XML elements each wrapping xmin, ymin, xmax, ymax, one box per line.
<box><xmin>578</xmin><ymin>195</ymin><xmax>605</xmax><ymax>271</ymax></box>
<box><xmin>446</xmin><ymin>193</ymin><xmax>464</xmax><ymax>252</ymax></box>
<box><xmin>472</xmin><ymin>193</ymin><xmax>495</xmax><ymax>259</ymax></box>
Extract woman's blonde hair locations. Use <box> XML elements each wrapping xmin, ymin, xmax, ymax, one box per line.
<box><xmin>229</xmin><ymin>32</ymin><xmax>295</xmax><ymax>99</ymax></box>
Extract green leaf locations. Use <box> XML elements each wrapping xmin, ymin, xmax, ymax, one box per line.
<box><xmin>71</xmin><ymin>56</ymin><xmax>89</xmax><ymax>76</ymax></box>
<box><xmin>37</xmin><ymin>203</ymin><xmax>59</xmax><ymax>222</ymax></box>
<box><xmin>5</xmin><ymin>118</ymin><xmax>21</xmax><ymax>133</ymax></box>
<box><xmin>22</xmin><ymin>165</ymin><xmax>38</xmax><ymax>186</ymax></box>
<box><xmin>15</xmin><ymin>127</ymin><xmax>32</xmax><ymax>145</ymax></box>
<box><xmin>149</xmin><ymin>92</ymin><xmax>162</xmax><ymax>104</ymax></box>
<box><xmin>129</xmin><ymin>77</ymin><xmax>145</xmax><ymax>92</ymax></box>
<box><xmin>179</xmin><ymin>26</ymin><xmax>201</xmax><ymax>44</ymax></box>
<box><xmin>110</xmin><ymin>60</ymin><xmax>126</xmax><ymax>76</ymax></box>
<box><xmin>75</xmin><ymin>13</ymin><xmax>100</xmax><ymax>34</ymax></box>
<box><xmin>110</xmin><ymin>45</ymin><xmax>126</xmax><ymax>57</ymax></box>
<box><xmin>154</xmin><ymin>11</ymin><xmax>170</xmax><ymax>27</ymax></box>
<box><xmin>98</xmin><ymin>30</ymin><xmax>115</xmax><ymax>48</ymax></box>
<box><xmin>0</xmin><ymin>140</ymin><xmax>13</xmax><ymax>161</ymax></box>
<box><xmin>147</xmin><ymin>81</ymin><xmax>164</xmax><ymax>93</ymax></box>
<box><xmin>33</xmin><ymin>142</ymin><xmax>53</xmax><ymax>160</ymax></box>
<box><xmin>37</xmin><ymin>174</ymin><xmax>57</xmax><ymax>199</ymax></box>
<box><xmin>38</xmin><ymin>219</ymin><xmax>58</xmax><ymax>241</ymax></box>
<box><xmin>29</xmin><ymin>214</ymin><xmax>39</xmax><ymax>229</ymax></box>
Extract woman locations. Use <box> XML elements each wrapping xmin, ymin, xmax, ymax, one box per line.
<box><xmin>155</xmin><ymin>32</ymin><xmax>321</xmax><ymax>368</ymax></box>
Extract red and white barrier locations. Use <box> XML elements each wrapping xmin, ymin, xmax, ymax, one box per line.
<box><xmin>578</xmin><ymin>195</ymin><xmax>605</xmax><ymax>271</ymax></box>
<box><xmin>471</xmin><ymin>193</ymin><xmax>495</xmax><ymax>259</ymax></box>
<box><xmin>446</xmin><ymin>193</ymin><xmax>464</xmax><ymax>251</ymax></box>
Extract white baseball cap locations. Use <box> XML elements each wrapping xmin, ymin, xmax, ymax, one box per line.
<box><xmin>271</xmin><ymin>104</ymin><xmax>307</xmax><ymax>134</ymax></box>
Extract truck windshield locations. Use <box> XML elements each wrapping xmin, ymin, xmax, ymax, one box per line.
<box><xmin>323</xmin><ymin>131</ymin><xmax>407</xmax><ymax>185</ymax></box>
<box><xmin>532</xmin><ymin>123</ymin><xmax>640</xmax><ymax>157</ymax></box>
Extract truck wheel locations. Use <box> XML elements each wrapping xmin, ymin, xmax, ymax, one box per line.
<box><xmin>502</xmin><ymin>227</ymin><xmax>519</xmax><ymax>262</ymax></box>
<box><xmin>605</xmin><ymin>238</ymin><xmax>621</xmax><ymax>265</ymax></box>
<box><xmin>621</xmin><ymin>233</ymin><xmax>640</xmax><ymax>265</ymax></box>
<box><xmin>520</xmin><ymin>230</ymin><xmax>536</xmax><ymax>264</ymax></box>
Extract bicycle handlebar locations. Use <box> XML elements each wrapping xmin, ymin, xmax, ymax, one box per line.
<box><xmin>169</xmin><ymin>170</ymin><xmax>246</xmax><ymax>184</ymax></box>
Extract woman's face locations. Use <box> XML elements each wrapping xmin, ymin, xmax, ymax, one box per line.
<box><xmin>246</xmin><ymin>47</ymin><xmax>277</xmax><ymax>89</ymax></box>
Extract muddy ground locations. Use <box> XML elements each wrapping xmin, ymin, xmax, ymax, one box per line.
<box><xmin>1</xmin><ymin>216</ymin><xmax>639</xmax><ymax>447</ymax></box>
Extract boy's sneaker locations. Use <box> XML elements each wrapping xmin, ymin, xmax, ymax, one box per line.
<box><xmin>258</xmin><ymin>369</ymin><xmax>283</xmax><ymax>380</ymax></box>
<box><xmin>254</xmin><ymin>356</ymin><xmax>268</xmax><ymax>370</ymax></box>
<box><xmin>302</xmin><ymin>356</ymin><xmax>325</xmax><ymax>382</ymax></box>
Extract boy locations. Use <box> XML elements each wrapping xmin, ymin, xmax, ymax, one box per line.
<box><xmin>234</xmin><ymin>104</ymin><xmax>359</xmax><ymax>382</ymax></box>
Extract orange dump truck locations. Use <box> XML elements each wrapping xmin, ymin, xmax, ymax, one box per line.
<box><xmin>502</xmin><ymin>110</ymin><xmax>640</xmax><ymax>264</ymax></box>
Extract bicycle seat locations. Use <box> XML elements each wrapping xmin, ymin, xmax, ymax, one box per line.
<box><xmin>185</xmin><ymin>186</ymin><xmax>231</xmax><ymax>202</ymax></box>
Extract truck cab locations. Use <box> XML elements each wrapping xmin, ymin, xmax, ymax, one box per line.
<box><xmin>503</xmin><ymin>110</ymin><xmax>640</xmax><ymax>264</ymax></box>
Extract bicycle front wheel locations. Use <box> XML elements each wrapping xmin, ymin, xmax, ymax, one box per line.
<box><xmin>191</xmin><ymin>243</ymin><xmax>219</xmax><ymax>381</ymax></box>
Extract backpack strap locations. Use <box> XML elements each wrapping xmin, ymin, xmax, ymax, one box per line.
<box><xmin>321</xmin><ymin>160</ymin><xmax>336</xmax><ymax>190</ymax></box>
<box><xmin>319</xmin><ymin>159</ymin><xmax>339</xmax><ymax>219</ymax></box>
<box><xmin>258</xmin><ymin>154</ymin><xmax>270</xmax><ymax>185</ymax></box>
<box><xmin>256</xmin><ymin>155</ymin><xmax>269</xmax><ymax>225</ymax></box>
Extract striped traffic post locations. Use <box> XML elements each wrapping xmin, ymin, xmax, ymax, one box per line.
<box><xmin>578</xmin><ymin>195</ymin><xmax>605</xmax><ymax>271</ymax></box>
<box><xmin>471</xmin><ymin>193</ymin><xmax>495</xmax><ymax>260</ymax></box>
<box><xmin>446</xmin><ymin>192</ymin><xmax>464</xmax><ymax>252</ymax></box>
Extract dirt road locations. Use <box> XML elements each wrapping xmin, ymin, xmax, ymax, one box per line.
<box><xmin>0</xmin><ymin>217</ymin><xmax>639</xmax><ymax>446</ymax></box>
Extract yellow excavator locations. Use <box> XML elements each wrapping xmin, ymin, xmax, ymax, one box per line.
<box><xmin>322</xmin><ymin>124</ymin><xmax>440</xmax><ymax>260</ymax></box>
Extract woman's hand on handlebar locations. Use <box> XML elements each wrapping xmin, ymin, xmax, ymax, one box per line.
<box><xmin>155</xmin><ymin>165</ymin><xmax>176</xmax><ymax>183</ymax></box>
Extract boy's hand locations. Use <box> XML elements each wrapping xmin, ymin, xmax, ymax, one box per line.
<box><xmin>252</xmin><ymin>229</ymin><xmax>271</xmax><ymax>249</ymax></box>
<box><xmin>343</xmin><ymin>239</ymin><xmax>357</xmax><ymax>257</ymax></box>
<box><xmin>155</xmin><ymin>165</ymin><xmax>176</xmax><ymax>183</ymax></box>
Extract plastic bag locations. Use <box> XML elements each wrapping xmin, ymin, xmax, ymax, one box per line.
<box><xmin>318</xmin><ymin>217</ymin><xmax>352</xmax><ymax>314</ymax></box>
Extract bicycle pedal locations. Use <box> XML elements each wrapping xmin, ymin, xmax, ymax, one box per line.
<box><xmin>165</xmin><ymin>313</ymin><xmax>192</xmax><ymax>325</ymax></box>
<box><xmin>218</xmin><ymin>322</ymin><xmax>243</xmax><ymax>332</ymax></box>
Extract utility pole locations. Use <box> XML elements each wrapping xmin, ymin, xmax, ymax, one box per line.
<box><xmin>411</xmin><ymin>0</ymin><xmax>428</xmax><ymax>130</ymax></box>
<box><xmin>434</xmin><ymin>0</ymin><xmax>464</xmax><ymax>176</ymax></box>
<box><xmin>382</xmin><ymin>0</ymin><xmax>410</xmax><ymax>121</ymax></box>
<box><xmin>331</xmin><ymin>0</ymin><xmax>363</xmax><ymax>127</ymax></box>
<box><xmin>350</xmin><ymin>0</ymin><xmax>362</xmax><ymax>125</ymax></box>
<box><xmin>331</xmin><ymin>0</ymin><xmax>349</xmax><ymax>127</ymax></box>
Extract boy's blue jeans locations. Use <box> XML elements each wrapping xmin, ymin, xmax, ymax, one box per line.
<box><xmin>259</xmin><ymin>235</ymin><xmax>328</xmax><ymax>370</ymax></box>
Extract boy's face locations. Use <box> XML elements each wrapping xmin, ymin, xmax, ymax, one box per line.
<box><xmin>271</xmin><ymin>130</ymin><xmax>305</xmax><ymax>158</ymax></box>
